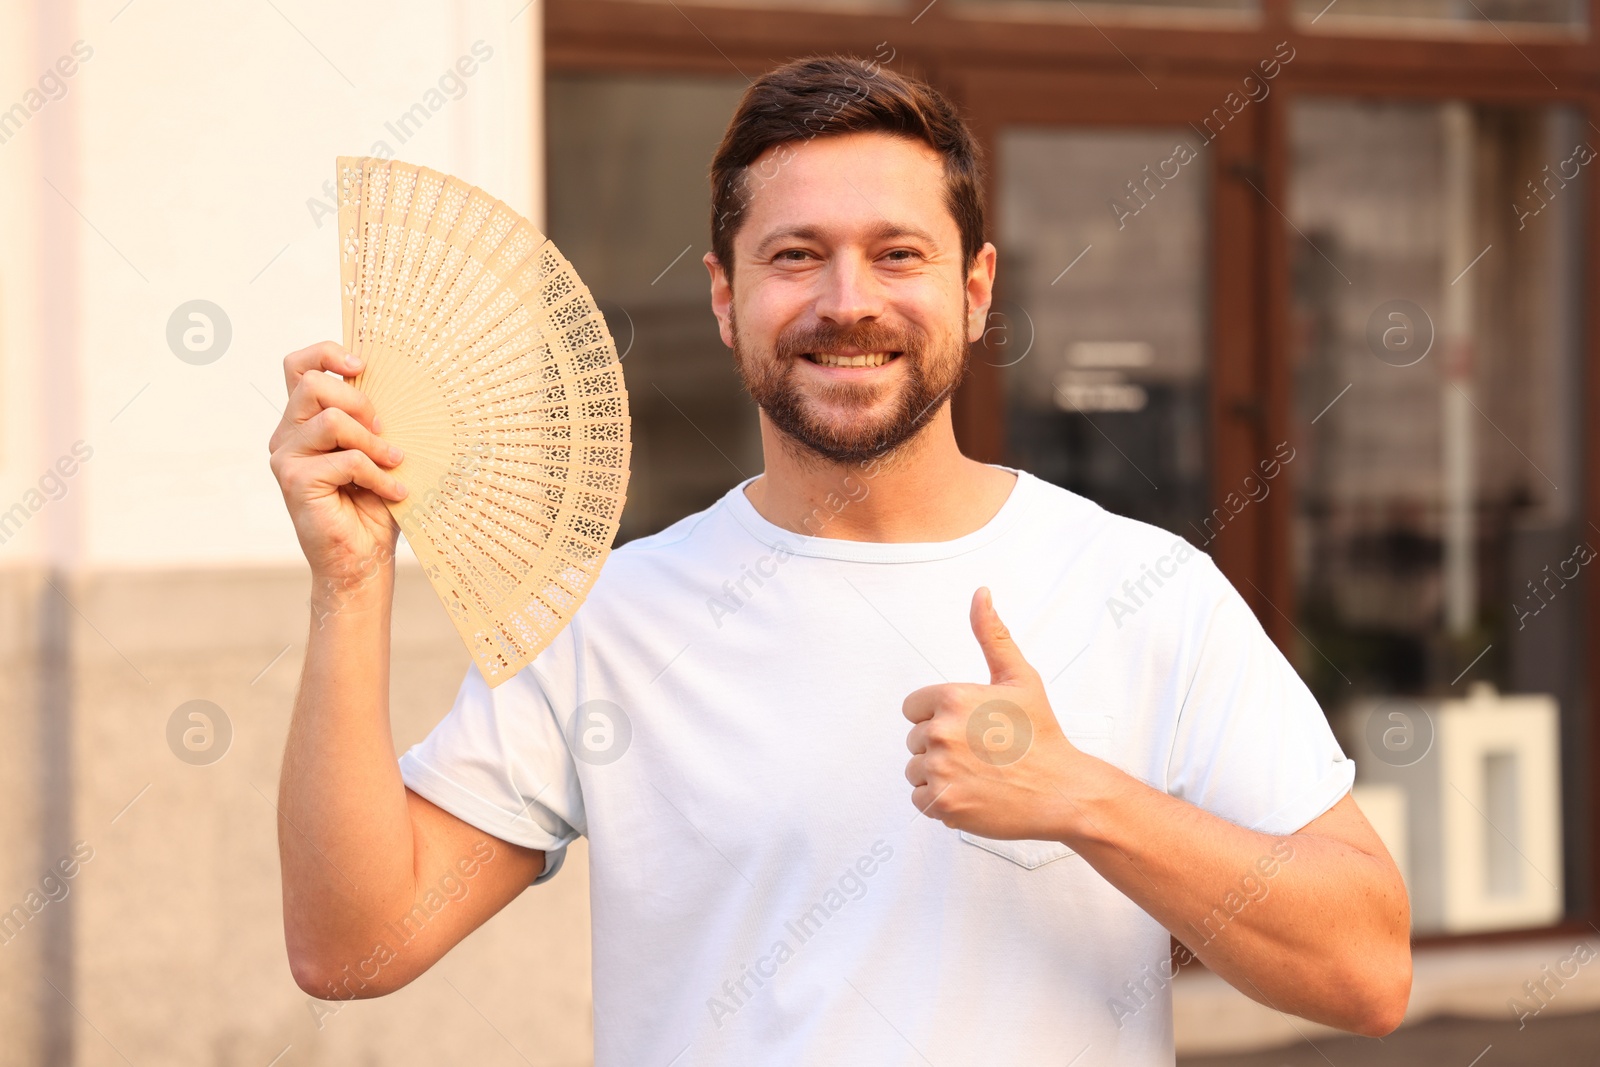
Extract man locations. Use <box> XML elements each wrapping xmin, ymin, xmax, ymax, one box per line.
<box><xmin>269</xmin><ymin>55</ymin><xmax>1409</xmax><ymax>1065</ymax></box>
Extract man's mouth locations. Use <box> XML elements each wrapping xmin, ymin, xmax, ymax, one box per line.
<box><xmin>802</xmin><ymin>351</ymin><xmax>902</xmax><ymax>368</ymax></box>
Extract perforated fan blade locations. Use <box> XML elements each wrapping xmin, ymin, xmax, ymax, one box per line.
<box><xmin>335</xmin><ymin>156</ymin><xmax>631</xmax><ymax>686</ymax></box>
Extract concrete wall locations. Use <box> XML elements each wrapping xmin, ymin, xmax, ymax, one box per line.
<box><xmin>1</xmin><ymin>564</ymin><xmax>596</xmax><ymax>1067</ymax></box>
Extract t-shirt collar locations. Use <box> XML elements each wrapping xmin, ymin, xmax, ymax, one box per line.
<box><xmin>721</xmin><ymin>463</ymin><xmax>1036</xmax><ymax>563</ymax></box>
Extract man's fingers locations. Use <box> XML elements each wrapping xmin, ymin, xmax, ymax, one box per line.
<box><xmin>902</xmin><ymin>683</ymin><xmax>966</xmax><ymax>725</ymax></box>
<box><xmin>905</xmin><ymin>721</ymin><xmax>929</xmax><ymax>755</ymax></box>
<box><xmin>282</xmin><ymin>341</ymin><xmax>363</xmax><ymax>398</ymax></box>
<box><xmin>270</xmin><ymin>371</ymin><xmax>382</xmax><ymax>454</ymax></box>
<box><xmin>902</xmin><ymin>682</ymin><xmax>988</xmax><ymax>726</ymax></box>
<box><xmin>904</xmin><ymin>754</ymin><xmax>927</xmax><ymax>788</ymax></box>
<box><xmin>314</xmin><ymin>450</ymin><xmax>409</xmax><ymax>503</ymax></box>
<box><xmin>902</xmin><ymin>686</ymin><xmax>934</xmax><ymax>725</ymax></box>
<box><xmin>970</xmin><ymin>585</ymin><xmax>1036</xmax><ymax>686</ymax></box>
<box><xmin>286</xmin><ymin>365</ymin><xmax>378</xmax><ymax>430</ymax></box>
<box><xmin>909</xmin><ymin>782</ymin><xmax>951</xmax><ymax>822</ymax></box>
<box><xmin>284</xmin><ymin>408</ymin><xmax>402</xmax><ymax>471</ymax></box>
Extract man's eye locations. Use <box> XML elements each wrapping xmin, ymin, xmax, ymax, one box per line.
<box><xmin>884</xmin><ymin>249</ymin><xmax>919</xmax><ymax>262</ymax></box>
<box><xmin>776</xmin><ymin>249</ymin><xmax>811</xmax><ymax>262</ymax></box>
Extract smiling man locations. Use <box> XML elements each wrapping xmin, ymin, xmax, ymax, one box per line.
<box><xmin>269</xmin><ymin>55</ymin><xmax>1410</xmax><ymax>1065</ymax></box>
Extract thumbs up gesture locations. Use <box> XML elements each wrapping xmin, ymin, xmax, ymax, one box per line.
<box><xmin>902</xmin><ymin>586</ymin><xmax>1080</xmax><ymax>840</ymax></box>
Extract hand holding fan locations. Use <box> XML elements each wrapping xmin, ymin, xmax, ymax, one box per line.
<box><xmin>335</xmin><ymin>156</ymin><xmax>630</xmax><ymax>687</ymax></box>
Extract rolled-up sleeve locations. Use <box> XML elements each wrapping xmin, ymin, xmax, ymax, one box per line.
<box><xmin>399</xmin><ymin>627</ymin><xmax>586</xmax><ymax>886</ymax></box>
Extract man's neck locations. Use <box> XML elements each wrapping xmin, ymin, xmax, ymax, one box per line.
<box><xmin>741</xmin><ymin>407</ymin><xmax>1018</xmax><ymax>543</ymax></box>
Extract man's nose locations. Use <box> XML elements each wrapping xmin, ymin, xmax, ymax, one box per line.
<box><xmin>813</xmin><ymin>253</ymin><xmax>885</xmax><ymax>325</ymax></box>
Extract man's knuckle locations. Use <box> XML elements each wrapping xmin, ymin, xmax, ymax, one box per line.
<box><xmin>325</xmin><ymin>406</ymin><xmax>354</xmax><ymax>434</ymax></box>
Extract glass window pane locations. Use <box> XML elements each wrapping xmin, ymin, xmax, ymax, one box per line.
<box><xmin>1288</xmin><ymin>98</ymin><xmax>1589</xmax><ymax>931</ymax></box>
<box><xmin>546</xmin><ymin>74</ymin><xmax>758</xmax><ymax>544</ymax></box>
<box><xmin>998</xmin><ymin>127</ymin><xmax>1211</xmax><ymax>538</ymax></box>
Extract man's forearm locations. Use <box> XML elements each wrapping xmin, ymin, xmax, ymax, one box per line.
<box><xmin>1053</xmin><ymin>753</ymin><xmax>1411</xmax><ymax>1034</ymax></box>
<box><xmin>278</xmin><ymin>567</ymin><xmax>416</xmax><ymax>977</ymax></box>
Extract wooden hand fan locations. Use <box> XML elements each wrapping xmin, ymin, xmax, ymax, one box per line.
<box><xmin>335</xmin><ymin>156</ymin><xmax>630</xmax><ymax>687</ymax></box>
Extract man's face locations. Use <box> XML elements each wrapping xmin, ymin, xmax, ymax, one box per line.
<box><xmin>706</xmin><ymin>131</ymin><xmax>996</xmax><ymax>466</ymax></box>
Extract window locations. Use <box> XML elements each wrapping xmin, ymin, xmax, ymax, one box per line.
<box><xmin>1288</xmin><ymin>98</ymin><xmax>1590</xmax><ymax>928</ymax></box>
<box><xmin>998</xmin><ymin>127</ymin><xmax>1211</xmax><ymax>539</ymax></box>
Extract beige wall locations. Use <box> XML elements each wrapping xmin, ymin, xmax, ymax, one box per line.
<box><xmin>0</xmin><ymin>562</ymin><xmax>596</xmax><ymax>1067</ymax></box>
<box><xmin>0</xmin><ymin>0</ymin><xmax>539</xmax><ymax>569</ymax></box>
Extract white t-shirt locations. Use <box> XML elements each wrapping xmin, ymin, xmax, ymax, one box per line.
<box><xmin>398</xmin><ymin>464</ymin><xmax>1354</xmax><ymax>1066</ymax></box>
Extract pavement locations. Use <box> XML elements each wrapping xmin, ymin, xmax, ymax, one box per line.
<box><xmin>1179</xmin><ymin>1010</ymin><xmax>1600</xmax><ymax>1066</ymax></box>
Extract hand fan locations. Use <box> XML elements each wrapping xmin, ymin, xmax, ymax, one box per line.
<box><xmin>334</xmin><ymin>156</ymin><xmax>630</xmax><ymax>687</ymax></box>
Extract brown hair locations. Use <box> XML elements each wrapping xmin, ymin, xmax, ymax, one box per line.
<box><xmin>708</xmin><ymin>54</ymin><xmax>987</xmax><ymax>286</ymax></box>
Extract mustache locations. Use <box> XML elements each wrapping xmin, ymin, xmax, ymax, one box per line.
<box><xmin>773</xmin><ymin>319</ymin><xmax>925</xmax><ymax>360</ymax></box>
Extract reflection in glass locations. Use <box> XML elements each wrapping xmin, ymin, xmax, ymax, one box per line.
<box><xmin>998</xmin><ymin>128</ymin><xmax>1210</xmax><ymax>539</ymax></box>
<box><xmin>1288</xmin><ymin>98</ymin><xmax>1589</xmax><ymax>924</ymax></box>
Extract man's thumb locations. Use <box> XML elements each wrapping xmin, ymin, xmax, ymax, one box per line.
<box><xmin>971</xmin><ymin>586</ymin><xmax>1030</xmax><ymax>685</ymax></box>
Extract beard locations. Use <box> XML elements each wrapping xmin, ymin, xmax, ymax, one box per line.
<box><xmin>729</xmin><ymin>294</ymin><xmax>970</xmax><ymax>467</ymax></box>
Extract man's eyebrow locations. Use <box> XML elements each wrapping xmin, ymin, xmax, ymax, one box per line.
<box><xmin>752</xmin><ymin>222</ymin><xmax>940</xmax><ymax>254</ymax></box>
<box><xmin>754</xmin><ymin>225</ymin><xmax>824</xmax><ymax>252</ymax></box>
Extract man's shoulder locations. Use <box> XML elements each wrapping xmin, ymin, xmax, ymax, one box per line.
<box><xmin>1012</xmin><ymin>476</ymin><xmax>1233</xmax><ymax>645</ymax></box>
<box><xmin>613</xmin><ymin>504</ymin><xmax>725</xmax><ymax>559</ymax></box>
<box><xmin>1023</xmin><ymin>474</ymin><xmax>1214</xmax><ymax>574</ymax></box>
<box><xmin>585</xmin><ymin>490</ymin><xmax>741</xmax><ymax>597</ymax></box>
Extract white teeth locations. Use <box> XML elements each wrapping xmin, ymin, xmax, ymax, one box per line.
<box><xmin>811</xmin><ymin>352</ymin><xmax>894</xmax><ymax>368</ymax></box>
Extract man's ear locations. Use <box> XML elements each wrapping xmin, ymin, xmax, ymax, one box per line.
<box><xmin>705</xmin><ymin>252</ymin><xmax>735</xmax><ymax>349</ymax></box>
<box><xmin>965</xmin><ymin>241</ymin><xmax>999</xmax><ymax>345</ymax></box>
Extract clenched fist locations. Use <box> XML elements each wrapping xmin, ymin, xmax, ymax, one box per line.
<box><xmin>267</xmin><ymin>342</ymin><xmax>409</xmax><ymax>604</ymax></box>
<box><xmin>902</xmin><ymin>587</ymin><xmax>1083</xmax><ymax>841</ymax></box>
